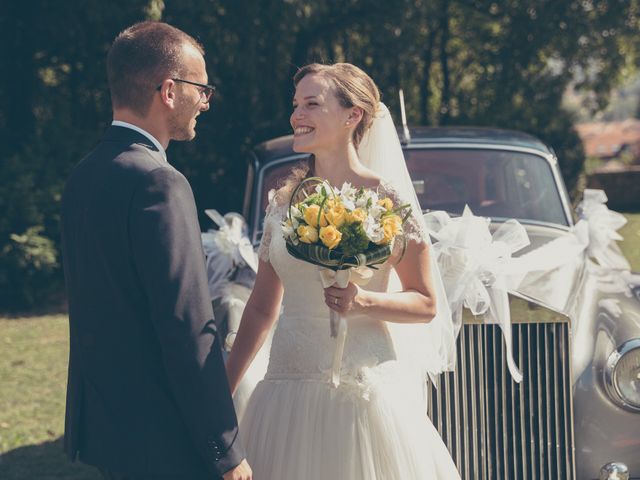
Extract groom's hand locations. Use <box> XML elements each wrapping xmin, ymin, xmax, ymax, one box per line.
<box><xmin>223</xmin><ymin>459</ymin><xmax>252</xmax><ymax>480</ymax></box>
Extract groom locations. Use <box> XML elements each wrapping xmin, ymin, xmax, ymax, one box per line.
<box><xmin>61</xmin><ymin>22</ymin><xmax>251</xmax><ymax>480</ymax></box>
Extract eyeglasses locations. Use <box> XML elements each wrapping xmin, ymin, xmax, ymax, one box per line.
<box><xmin>156</xmin><ymin>78</ymin><xmax>216</xmax><ymax>103</ymax></box>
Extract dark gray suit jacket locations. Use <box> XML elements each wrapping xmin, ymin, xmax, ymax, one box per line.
<box><xmin>61</xmin><ymin>126</ymin><xmax>245</xmax><ymax>478</ymax></box>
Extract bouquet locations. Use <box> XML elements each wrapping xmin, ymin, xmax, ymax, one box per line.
<box><xmin>282</xmin><ymin>177</ymin><xmax>411</xmax><ymax>271</ymax></box>
<box><xmin>281</xmin><ymin>177</ymin><xmax>411</xmax><ymax>386</ymax></box>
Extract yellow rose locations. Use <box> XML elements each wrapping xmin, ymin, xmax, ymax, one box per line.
<box><xmin>319</xmin><ymin>225</ymin><xmax>342</xmax><ymax>249</ymax></box>
<box><xmin>303</xmin><ymin>204</ymin><xmax>328</xmax><ymax>228</ymax></box>
<box><xmin>384</xmin><ymin>214</ymin><xmax>403</xmax><ymax>235</ymax></box>
<box><xmin>325</xmin><ymin>203</ymin><xmax>347</xmax><ymax>228</ymax></box>
<box><xmin>378</xmin><ymin>197</ymin><xmax>394</xmax><ymax>211</ymax></box>
<box><xmin>347</xmin><ymin>208</ymin><xmax>367</xmax><ymax>224</ymax></box>
<box><xmin>325</xmin><ymin>198</ymin><xmax>338</xmax><ymax>209</ymax></box>
<box><xmin>378</xmin><ymin>215</ymin><xmax>403</xmax><ymax>244</ymax></box>
<box><xmin>297</xmin><ymin>225</ymin><xmax>319</xmax><ymax>244</ymax></box>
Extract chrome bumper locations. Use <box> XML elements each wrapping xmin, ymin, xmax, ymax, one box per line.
<box><xmin>600</xmin><ymin>462</ymin><xmax>629</xmax><ymax>480</ymax></box>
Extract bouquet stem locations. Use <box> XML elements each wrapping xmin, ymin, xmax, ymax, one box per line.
<box><xmin>320</xmin><ymin>268</ymin><xmax>351</xmax><ymax>387</ymax></box>
<box><xmin>331</xmin><ymin>313</ymin><xmax>348</xmax><ymax>388</ymax></box>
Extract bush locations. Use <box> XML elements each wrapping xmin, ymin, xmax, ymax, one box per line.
<box><xmin>0</xmin><ymin>148</ymin><xmax>65</xmax><ymax>312</ymax></box>
<box><xmin>0</xmin><ymin>226</ymin><xmax>59</xmax><ymax>309</ymax></box>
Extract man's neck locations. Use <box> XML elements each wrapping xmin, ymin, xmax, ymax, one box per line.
<box><xmin>112</xmin><ymin>109</ymin><xmax>169</xmax><ymax>150</ymax></box>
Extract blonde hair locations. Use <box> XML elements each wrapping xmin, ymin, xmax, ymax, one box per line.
<box><xmin>293</xmin><ymin>63</ymin><xmax>381</xmax><ymax>148</ymax></box>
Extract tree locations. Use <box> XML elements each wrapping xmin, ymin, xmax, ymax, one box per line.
<box><xmin>0</xmin><ymin>0</ymin><xmax>637</xmax><ymax>310</ymax></box>
<box><xmin>0</xmin><ymin>0</ymin><xmax>151</xmax><ymax>310</ymax></box>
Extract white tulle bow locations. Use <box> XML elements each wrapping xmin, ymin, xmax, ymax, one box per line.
<box><xmin>424</xmin><ymin>207</ymin><xmax>530</xmax><ymax>383</ymax></box>
<box><xmin>577</xmin><ymin>189</ymin><xmax>630</xmax><ymax>270</ymax></box>
<box><xmin>201</xmin><ymin>210</ymin><xmax>258</xmax><ymax>301</ymax></box>
<box><xmin>319</xmin><ymin>267</ymin><xmax>373</xmax><ymax>387</ymax></box>
<box><xmin>506</xmin><ymin>189</ymin><xmax>629</xmax><ymax>276</ymax></box>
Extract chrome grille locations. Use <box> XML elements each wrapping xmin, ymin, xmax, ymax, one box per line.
<box><xmin>427</xmin><ymin>299</ymin><xmax>576</xmax><ymax>480</ymax></box>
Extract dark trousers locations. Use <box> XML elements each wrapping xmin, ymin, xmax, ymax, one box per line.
<box><xmin>99</xmin><ymin>468</ymin><xmax>210</xmax><ymax>480</ymax></box>
<box><xmin>99</xmin><ymin>468</ymin><xmax>133</xmax><ymax>480</ymax></box>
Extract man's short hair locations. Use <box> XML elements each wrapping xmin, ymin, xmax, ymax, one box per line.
<box><xmin>107</xmin><ymin>21</ymin><xmax>204</xmax><ymax>116</ymax></box>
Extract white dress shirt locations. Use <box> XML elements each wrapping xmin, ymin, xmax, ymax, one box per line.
<box><xmin>111</xmin><ymin>120</ymin><xmax>167</xmax><ymax>161</ymax></box>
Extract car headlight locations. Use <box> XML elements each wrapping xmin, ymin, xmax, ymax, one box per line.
<box><xmin>604</xmin><ymin>338</ymin><xmax>640</xmax><ymax>412</ymax></box>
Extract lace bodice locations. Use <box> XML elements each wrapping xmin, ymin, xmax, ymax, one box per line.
<box><xmin>257</xmin><ymin>181</ymin><xmax>428</xmax><ymax>385</ymax></box>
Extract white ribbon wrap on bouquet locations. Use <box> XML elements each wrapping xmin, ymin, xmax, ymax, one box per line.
<box><xmin>424</xmin><ymin>207</ymin><xmax>531</xmax><ymax>383</ymax></box>
<box><xmin>319</xmin><ymin>267</ymin><xmax>373</xmax><ymax>387</ymax></box>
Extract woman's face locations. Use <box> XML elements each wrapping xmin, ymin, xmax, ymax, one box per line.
<box><xmin>290</xmin><ymin>73</ymin><xmax>352</xmax><ymax>154</ymax></box>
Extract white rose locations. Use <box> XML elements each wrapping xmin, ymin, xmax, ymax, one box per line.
<box><xmin>342</xmin><ymin>198</ymin><xmax>356</xmax><ymax>211</ymax></box>
<box><xmin>356</xmin><ymin>190</ymin><xmax>380</xmax><ymax>210</ymax></box>
<box><xmin>290</xmin><ymin>206</ymin><xmax>302</xmax><ymax>225</ymax></box>
<box><xmin>363</xmin><ymin>215</ymin><xmax>385</xmax><ymax>244</ymax></box>
<box><xmin>369</xmin><ymin>205</ymin><xmax>386</xmax><ymax>220</ymax></box>
<box><xmin>282</xmin><ymin>219</ymin><xmax>295</xmax><ymax>239</ymax></box>
<box><xmin>339</xmin><ymin>182</ymin><xmax>357</xmax><ymax>200</ymax></box>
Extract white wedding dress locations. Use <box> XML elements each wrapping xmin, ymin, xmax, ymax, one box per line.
<box><xmin>239</xmin><ymin>183</ymin><xmax>460</xmax><ymax>480</ymax></box>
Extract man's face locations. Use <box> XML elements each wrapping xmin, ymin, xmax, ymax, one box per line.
<box><xmin>168</xmin><ymin>45</ymin><xmax>210</xmax><ymax>141</ymax></box>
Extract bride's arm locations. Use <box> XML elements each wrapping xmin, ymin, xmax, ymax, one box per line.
<box><xmin>225</xmin><ymin>260</ymin><xmax>283</xmax><ymax>394</ymax></box>
<box><xmin>323</xmin><ymin>240</ymin><xmax>436</xmax><ymax>324</ymax></box>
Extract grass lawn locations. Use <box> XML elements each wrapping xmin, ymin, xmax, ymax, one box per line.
<box><xmin>620</xmin><ymin>213</ymin><xmax>640</xmax><ymax>271</ymax></box>
<box><xmin>0</xmin><ymin>214</ymin><xmax>638</xmax><ymax>479</ymax></box>
<box><xmin>0</xmin><ymin>315</ymin><xmax>99</xmax><ymax>479</ymax></box>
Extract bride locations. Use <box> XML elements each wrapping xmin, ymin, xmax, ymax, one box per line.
<box><xmin>225</xmin><ymin>62</ymin><xmax>460</xmax><ymax>479</ymax></box>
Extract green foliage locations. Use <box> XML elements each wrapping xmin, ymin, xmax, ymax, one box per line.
<box><xmin>339</xmin><ymin>221</ymin><xmax>370</xmax><ymax>257</ymax></box>
<box><xmin>0</xmin><ymin>0</ymin><xmax>638</xmax><ymax>311</ymax></box>
<box><xmin>620</xmin><ymin>213</ymin><xmax>640</xmax><ymax>272</ymax></box>
<box><xmin>302</xmin><ymin>192</ymin><xmax>325</xmax><ymax>207</ymax></box>
<box><xmin>0</xmin><ymin>148</ymin><xmax>62</xmax><ymax>310</ymax></box>
<box><xmin>0</xmin><ymin>0</ymin><xmax>151</xmax><ymax>310</ymax></box>
<box><xmin>0</xmin><ymin>226</ymin><xmax>58</xmax><ymax>309</ymax></box>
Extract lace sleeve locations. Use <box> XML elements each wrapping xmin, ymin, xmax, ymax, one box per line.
<box><xmin>257</xmin><ymin>204</ymin><xmax>275</xmax><ymax>263</ymax></box>
<box><xmin>378</xmin><ymin>181</ymin><xmax>428</xmax><ymax>248</ymax></box>
<box><xmin>257</xmin><ymin>190</ymin><xmax>286</xmax><ymax>263</ymax></box>
<box><xmin>257</xmin><ymin>226</ymin><xmax>272</xmax><ymax>263</ymax></box>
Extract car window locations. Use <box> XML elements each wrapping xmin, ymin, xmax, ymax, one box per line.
<box><xmin>404</xmin><ymin>148</ymin><xmax>568</xmax><ymax>226</ymax></box>
<box><xmin>259</xmin><ymin>162</ymin><xmax>296</xmax><ymax>215</ymax></box>
<box><xmin>252</xmin><ymin>159</ymin><xmax>303</xmax><ymax>243</ymax></box>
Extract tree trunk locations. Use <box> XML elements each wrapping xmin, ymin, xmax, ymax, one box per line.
<box><xmin>421</xmin><ymin>27</ymin><xmax>437</xmax><ymax>125</ymax></box>
<box><xmin>439</xmin><ymin>0</ymin><xmax>451</xmax><ymax>125</ymax></box>
<box><xmin>0</xmin><ymin>2</ymin><xmax>36</xmax><ymax>156</ymax></box>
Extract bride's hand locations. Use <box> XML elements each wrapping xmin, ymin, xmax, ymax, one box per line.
<box><xmin>324</xmin><ymin>282</ymin><xmax>364</xmax><ymax>313</ymax></box>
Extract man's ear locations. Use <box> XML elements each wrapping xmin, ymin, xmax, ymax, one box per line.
<box><xmin>158</xmin><ymin>80</ymin><xmax>176</xmax><ymax>108</ymax></box>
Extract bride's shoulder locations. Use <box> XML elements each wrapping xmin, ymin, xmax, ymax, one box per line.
<box><xmin>376</xmin><ymin>179</ymin><xmax>401</xmax><ymax>200</ymax></box>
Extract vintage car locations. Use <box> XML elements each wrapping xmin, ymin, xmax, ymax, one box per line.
<box><xmin>216</xmin><ymin>126</ymin><xmax>640</xmax><ymax>480</ymax></box>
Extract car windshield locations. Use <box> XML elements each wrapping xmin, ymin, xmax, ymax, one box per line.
<box><xmin>404</xmin><ymin>148</ymin><xmax>568</xmax><ymax>226</ymax></box>
<box><xmin>255</xmin><ymin>147</ymin><xmax>568</xmax><ymax>240</ymax></box>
